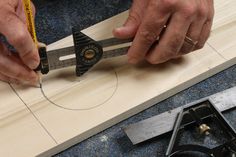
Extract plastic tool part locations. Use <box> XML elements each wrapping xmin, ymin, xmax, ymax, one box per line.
<box><xmin>72</xmin><ymin>28</ymin><xmax>103</xmax><ymax>76</ymax></box>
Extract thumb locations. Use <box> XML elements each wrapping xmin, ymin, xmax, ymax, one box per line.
<box><xmin>113</xmin><ymin>0</ymin><xmax>148</xmax><ymax>39</ymax></box>
<box><xmin>113</xmin><ymin>13</ymin><xmax>140</xmax><ymax>39</ymax></box>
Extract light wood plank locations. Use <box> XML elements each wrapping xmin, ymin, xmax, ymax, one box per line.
<box><xmin>0</xmin><ymin>0</ymin><xmax>235</xmax><ymax>156</ymax></box>
<box><xmin>212</xmin><ymin>0</ymin><xmax>236</xmax><ymax>29</ymax></box>
<box><xmin>208</xmin><ymin>21</ymin><xmax>236</xmax><ymax>60</ymax></box>
<box><xmin>0</xmin><ymin>83</ymin><xmax>56</xmax><ymax>157</ymax></box>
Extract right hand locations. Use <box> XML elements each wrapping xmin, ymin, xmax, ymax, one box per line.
<box><xmin>0</xmin><ymin>0</ymin><xmax>40</xmax><ymax>85</ymax></box>
<box><xmin>113</xmin><ymin>0</ymin><xmax>214</xmax><ymax>64</ymax></box>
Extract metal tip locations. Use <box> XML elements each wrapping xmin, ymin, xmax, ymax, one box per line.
<box><xmin>37</xmin><ymin>72</ymin><xmax>42</xmax><ymax>88</ymax></box>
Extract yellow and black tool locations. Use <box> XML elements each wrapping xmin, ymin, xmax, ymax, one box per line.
<box><xmin>22</xmin><ymin>0</ymin><xmax>45</xmax><ymax>85</ymax></box>
<box><xmin>22</xmin><ymin>0</ymin><xmax>38</xmax><ymax>46</ymax></box>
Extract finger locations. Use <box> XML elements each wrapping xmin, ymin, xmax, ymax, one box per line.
<box><xmin>0</xmin><ymin>72</ymin><xmax>10</xmax><ymax>83</ymax></box>
<box><xmin>195</xmin><ymin>20</ymin><xmax>212</xmax><ymax>49</ymax></box>
<box><xmin>195</xmin><ymin>0</ymin><xmax>214</xmax><ymax>50</ymax></box>
<box><xmin>146</xmin><ymin>11</ymin><xmax>192</xmax><ymax>64</ymax></box>
<box><xmin>38</xmin><ymin>42</ymin><xmax>46</xmax><ymax>48</ymax></box>
<box><xmin>0</xmin><ymin>43</ymin><xmax>38</xmax><ymax>84</ymax></box>
<box><xmin>0</xmin><ymin>41</ymin><xmax>11</xmax><ymax>56</ymax></box>
<box><xmin>0</xmin><ymin>9</ymin><xmax>39</xmax><ymax>69</ymax></box>
<box><xmin>180</xmin><ymin>0</ymin><xmax>208</xmax><ymax>54</ymax></box>
<box><xmin>113</xmin><ymin>0</ymin><xmax>148</xmax><ymax>39</ymax></box>
<box><xmin>128</xmin><ymin>0</ymin><xmax>171</xmax><ymax>64</ymax></box>
<box><xmin>0</xmin><ymin>73</ymin><xmax>20</xmax><ymax>84</ymax></box>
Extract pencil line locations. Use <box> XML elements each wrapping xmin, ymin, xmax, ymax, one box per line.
<box><xmin>206</xmin><ymin>42</ymin><xmax>227</xmax><ymax>60</ymax></box>
<box><xmin>40</xmin><ymin>68</ymin><xmax>119</xmax><ymax>111</ymax></box>
<box><xmin>9</xmin><ymin>83</ymin><xmax>58</xmax><ymax>144</ymax></box>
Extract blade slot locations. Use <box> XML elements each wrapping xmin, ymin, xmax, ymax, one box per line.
<box><xmin>103</xmin><ymin>46</ymin><xmax>130</xmax><ymax>59</ymax></box>
<box><xmin>59</xmin><ymin>54</ymin><xmax>76</xmax><ymax>61</ymax></box>
<box><xmin>98</xmin><ymin>38</ymin><xmax>133</xmax><ymax>48</ymax></box>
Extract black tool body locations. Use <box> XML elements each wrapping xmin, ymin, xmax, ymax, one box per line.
<box><xmin>72</xmin><ymin>28</ymin><xmax>103</xmax><ymax>76</ymax></box>
<box><xmin>166</xmin><ymin>100</ymin><xmax>236</xmax><ymax>157</ymax></box>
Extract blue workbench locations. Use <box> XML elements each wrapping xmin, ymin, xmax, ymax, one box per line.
<box><xmin>33</xmin><ymin>0</ymin><xmax>236</xmax><ymax>156</ymax></box>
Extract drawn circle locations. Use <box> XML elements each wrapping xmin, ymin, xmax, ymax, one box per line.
<box><xmin>40</xmin><ymin>63</ymin><xmax>118</xmax><ymax>110</ymax></box>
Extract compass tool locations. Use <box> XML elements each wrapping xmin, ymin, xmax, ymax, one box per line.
<box><xmin>36</xmin><ymin>27</ymin><xmax>133</xmax><ymax>76</ymax></box>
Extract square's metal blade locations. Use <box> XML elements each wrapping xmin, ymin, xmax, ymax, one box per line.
<box><xmin>124</xmin><ymin>87</ymin><xmax>236</xmax><ymax>145</ymax></box>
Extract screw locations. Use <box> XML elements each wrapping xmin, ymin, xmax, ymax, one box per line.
<box><xmin>199</xmin><ymin>124</ymin><xmax>211</xmax><ymax>135</ymax></box>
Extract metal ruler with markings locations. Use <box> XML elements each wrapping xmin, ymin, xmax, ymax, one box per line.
<box><xmin>36</xmin><ymin>28</ymin><xmax>133</xmax><ymax>76</ymax></box>
<box><xmin>124</xmin><ymin>87</ymin><xmax>236</xmax><ymax>145</ymax></box>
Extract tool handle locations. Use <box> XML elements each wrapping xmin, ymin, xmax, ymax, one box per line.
<box><xmin>35</xmin><ymin>47</ymin><xmax>49</xmax><ymax>74</ymax></box>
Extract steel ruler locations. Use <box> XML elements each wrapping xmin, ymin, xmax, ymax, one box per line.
<box><xmin>124</xmin><ymin>86</ymin><xmax>236</xmax><ymax>145</ymax></box>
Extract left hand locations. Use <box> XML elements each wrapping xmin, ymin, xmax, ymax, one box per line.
<box><xmin>0</xmin><ymin>0</ymin><xmax>39</xmax><ymax>85</ymax></box>
<box><xmin>113</xmin><ymin>0</ymin><xmax>214</xmax><ymax>64</ymax></box>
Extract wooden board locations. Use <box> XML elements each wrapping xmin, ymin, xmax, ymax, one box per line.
<box><xmin>0</xmin><ymin>0</ymin><xmax>236</xmax><ymax>156</ymax></box>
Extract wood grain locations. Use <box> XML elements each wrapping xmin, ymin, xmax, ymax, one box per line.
<box><xmin>0</xmin><ymin>0</ymin><xmax>235</xmax><ymax>156</ymax></box>
<box><xmin>0</xmin><ymin>84</ymin><xmax>56</xmax><ymax>157</ymax></box>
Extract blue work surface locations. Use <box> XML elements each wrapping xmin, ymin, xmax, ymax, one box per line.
<box><xmin>33</xmin><ymin>0</ymin><xmax>236</xmax><ymax>156</ymax></box>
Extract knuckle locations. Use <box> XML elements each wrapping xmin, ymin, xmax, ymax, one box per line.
<box><xmin>198</xmin><ymin>5</ymin><xmax>208</xmax><ymax>18</ymax></box>
<box><xmin>21</xmin><ymin>50</ymin><xmax>32</xmax><ymax>59</ymax></box>
<box><xmin>152</xmin><ymin>17</ymin><xmax>166</xmax><ymax>28</ymax></box>
<box><xmin>14</xmin><ymin>71</ymin><xmax>23</xmax><ymax>79</ymax></box>
<box><xmin>161</xmin><ymin>0</ymin><xmax>177</xmax><ymax>9</ymax></box>
<box><xmin>149</xmin><ymin>0</ymin><xmax>158</xmax><ymax>7</ymax></box>
<box><xmin>139</xmin><ymin>29</ymin><xmax>157</xmax><ymax>45</ymax></box>
<box><xmin>181</xmin><ymin>4</ymin><xmax>197</xmax><ymax>19</ymax></box>
<box><xmin>10</xmin><ymin>30</ymin><xmax>28</xmax><ymax>47</ymax></box>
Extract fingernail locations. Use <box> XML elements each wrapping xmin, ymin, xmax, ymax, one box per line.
<box><xmin>115</xmin><ymin>27</ymin><xmax>124</xmax><ymax>32</ymax></box>
<box><xmin>10</xmin><ymin>79</ymin><xmax>20</xmax><ymax>85</ymax></box>
<box><xmin>21</xmin><ymin>80</ymin><xmax>38</xmax><ymax>87</ymax></box>
<box><xmin>20</xmin><ymin>80</ymin><xmax>30</xmax><ymax>85</ymax></box>
<box><xmin>113</xmin><ymin>26</ymin><xmax>127</xmax><ymax>34</ymax></box>
<box><xmin>38</xmin><ymin>42</ymin><xmax>46</xmax><ymax>48</ymax></box>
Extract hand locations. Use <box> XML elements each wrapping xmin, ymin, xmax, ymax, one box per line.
<box><xmin>0</xmin><ymin>0</ymin><xmax>39</xmax><ymax>85</ymax></box>
<box><xmin>113</xmin><ymin>0</ymin><xmax>214</xmax><ymax>64</ymax></box>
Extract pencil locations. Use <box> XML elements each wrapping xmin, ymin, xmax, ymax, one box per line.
<box><xmin>22</xmin><ymin>0</ymin><xmax>38</xmax><ymax>46</ymax></box>
<box><xmin>22</xmin><ymin>0</ymin><xmax>42</xmax><ymax>87</ymax></box>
